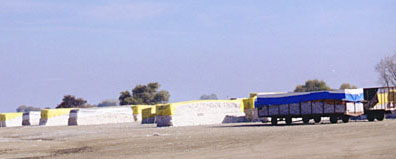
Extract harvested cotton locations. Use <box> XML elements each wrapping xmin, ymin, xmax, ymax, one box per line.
<box><xmin>22</xmin><ymin>111</ymin><xmax>41</xmax><ymax>126</ymax></box>
<box><xmin>155</xmin><ymin>100</ymin><xmax>245</xmax><ymax>127</ymax></box>
<box><xmin>39</xmin><ymin>108</ymin><xmax>75</xmax><ymax>126</ymax></box>
<box><xmin>68</xmin><ymin>106</ymin><xmax>134</xmax><ymax>126</ymax></box>
<box><xmin>0</xmin><ymin>113</ymin><xmax>23</xmax><ymax>127</ymax></box>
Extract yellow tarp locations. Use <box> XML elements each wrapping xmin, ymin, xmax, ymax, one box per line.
<box><xmin>131</xmin><ymin>105</ymin><xmax>154</xmax><ymax>115</ymax></box>
<box><xmin>250</xmin><ymin>93</ymin><xmax>259</xmax><ymax>98</ymax></box>
<box><xmin>0</xmin><ymin>112</ymin><xmax>23</xmax><ymax>121</ymax></box>
<box><xmin>377</xmin><ymin>92</ymin><xmax>387</xmax><ymax>106</ymax></box>
<box><xmin>142</xmin><ymin>107</ymin><xmax>156</xmax><ymax>119</ymax></box>
<box><xmin>243</xmin><ymin>97</ymin><xmax>256</xmax><ymax>110</ymax></box>
<box><xmin>374</xmin><ymin>89</ymin><xmax>396</xmax><ymax>108</ymax></box>
<box><xmin>40</xmin><ymin>108</ymin><xmax>76</xmax><ymax>119</ymax></box>
<box><xmin>156</xmin><ymin>104</ymin><xmax>173</xmax><ymax>116</ymax></box>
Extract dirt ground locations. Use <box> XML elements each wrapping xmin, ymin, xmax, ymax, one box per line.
<box><xmin>1</xmin><ymin>119</ymin><xmax>396</xmax><ymax>159</ymax></box>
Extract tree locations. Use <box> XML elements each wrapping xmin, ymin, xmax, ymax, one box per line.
<box><xmin>294</xmin><ymin>79</ymin><xmax>331</xmax><ymax>92</ymax></box>
<box><xmin>56</xmin><ymin>95</ymin><xmax>88</xmax><ymax>108</ymax></box>
<box><xmin>16</xmin><ymin>105</ymin><xmax>41</xmax><ymax>112</ymax></box>
<box><xmin>119</xmin><ymin>91</ymin><xmax>132</xmax><ymax>105</ymax></box>
<box><xmin>376</xmin><ymin>53</ymin><xmax>396</xmax><ymax>86</ymax></box>
<box><xmin>200</xmin><ymin>94</ymin><xmax>218</xmax><ymax>100</ymax></box>
<box><xmin>119</xmin><ymin>82</ymin><xmax>170</xmax><ymax>105</ymax></box>
<box><xmin>339</xmin><ymin>83</ymin><xmax>357</xmax><ymax>89</ymax></box>
<box><xmin>153</xmin><ymin>90</ymin><xmax>170</xmax><ymax>104</ymax></box>
<box><xmin>98</xmin><ymin>99</ymin><xmax>119</xmax><ymax>107</ymax></box>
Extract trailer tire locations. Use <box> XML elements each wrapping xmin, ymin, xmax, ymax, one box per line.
<box><xmin>330</xmin><ymin>116</ymin><xmax>338</xmax><ymax>124</ymax></box>
<box><xmin>302</xmin><ymin>117</ymin><xmax>310</xmax><ymax>124</ymax></box>
<box><xmin>375</xmin><ymin>112</ymin><xmax>385</xmax><ymax>121</ymax></box>
<box><xmin>367</xmin><ymin>113</ymin><xmax>375</xmax><ymax>122</ymax></box>
<box><xmin>271</xmin><ymin>117</ymin><xmax>277</xmax><ymax>125</ymax></box>
<box><xmin>342</xmin><ymin>115</ymin><xmax>350</xmax><ymax>123</ymax></box>
<box><xmin>313</xmin><ymin>116</ymin><xmax>321</xmax><ymax>123</ymax></box>
<box><xmin>285</xmin><ymin>117</ymin><xmax>292</xmax><ymax>125</ymax></box>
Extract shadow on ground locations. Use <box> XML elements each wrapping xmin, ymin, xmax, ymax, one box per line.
<box><xmin>213</xmin><ymin>119</ymin><xmax>372</xmax><ymax>128</ymax></box>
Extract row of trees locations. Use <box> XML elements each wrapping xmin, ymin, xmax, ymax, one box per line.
<box><xmin>15</xmin><ymin>52</ymin><xmax>393</xmax><ymax>112</ymax></box>
<box><xmin>15</xmin><ymin>80</ymin><xmax>357</xmax><ymax>112</ymax></box>
<box><xmin>200</xmin><ymin>94</ymin><xmax>218</xmax><ymax>100</ymax></box>
<box><xmin>16</xmin><ymin>105</ymin><xmax>42</xmax><ymax>113</ymax></box>
<box><xmin>53</xmin><ymin>82</ymin><xmax>170</xmax><ymax>109</ymax></box>
<box><xmin>294</xmin><ymin>79</ymin><xmax>357</xmax><ymax>92</ymax></box>
<box><xmin>293</xmin><ymin>52</ymin><xmax>396</xmax><ymax>92</ymax></box>
<box><xmin>16</xmin><ymin>82</ymin><xmax>170</xmax><ymax>112</ymax></box>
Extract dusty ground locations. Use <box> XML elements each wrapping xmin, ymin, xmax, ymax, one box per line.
<box><xmin>1</xmin><ymin>119</ymin><xmax>396</xmax><ymax>159</ymax></box>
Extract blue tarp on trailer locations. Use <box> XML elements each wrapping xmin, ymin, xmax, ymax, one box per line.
<box><xmin>255</xmin><ymin>89</ymin><xmax>364</xmax><ymax>108</ymax></box>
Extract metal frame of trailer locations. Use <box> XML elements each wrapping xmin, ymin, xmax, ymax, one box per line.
<box><xmin>257</xmin><ymin>99</ymin><xmax>364</xmax><ymax>125</ymax></box>
<box><xmin>363</xmin><ymin>87</ymin><xmax>396</xmax><ymax>121</ymax></box>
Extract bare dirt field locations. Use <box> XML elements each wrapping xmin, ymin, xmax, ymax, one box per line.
<box><xmin>1</xmin><ymin>119</ymin><xmax>396</xmax><ymax>159</ymax></box>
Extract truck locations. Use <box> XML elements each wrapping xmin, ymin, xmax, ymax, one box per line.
<box><xmin>255</xmin><ymin>89</ymin><xmax>364</xmax><ymax>125</ymax></box>
<box><xmin>363</xmin><ymin>87</ymin><xmax>396</xmax><ymax>121</ymax></box>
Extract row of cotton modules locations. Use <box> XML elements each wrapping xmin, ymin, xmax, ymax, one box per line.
<box><xmin>0</xmin><ymin>99</ymin><xmax>250</xmax><ymax>128</ymax></box>
<box><xmin>0</xmin><ymin>107</ymin><xmax>133</xmax><ymax>127</ymax></box>
<box><xmin>3</xmin><ymin>88</ymin><xmax>392</xmax><ymax>128</ymax></box>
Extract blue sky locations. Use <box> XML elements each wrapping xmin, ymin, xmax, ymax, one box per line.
<box><xmin>0</xmin><ymin>0</ymin><xmax>395</xmax><ymax>112</ymax></box>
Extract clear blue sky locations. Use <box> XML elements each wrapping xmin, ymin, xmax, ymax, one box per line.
<box><xmin>1</xmin><ymin>0</ymin><xmax>395</xmax><ymax>112</ymax></box>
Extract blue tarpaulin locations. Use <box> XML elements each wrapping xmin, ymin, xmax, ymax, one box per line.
<box><xmin>255</xmin><ymin>89</ymin><xmax>364</xmax><ymax>108</ymax></box>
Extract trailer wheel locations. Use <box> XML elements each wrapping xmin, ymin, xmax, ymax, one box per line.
<box><xmin>271</xmin><ymin>117</ymin><xmax>278</xmax><ymax>125</ymax></box>
<box><xmin>367</xmin><ymin>113</ymin><xmax>375</xmax><ymax>122</ymax></box>
<box><xmin>330</xmin><ymin>116</ymin><xmax>338</xmax><ymax>124</ymax></box>
<box><xmin>342</xmin><ymin>115</ymin><xmax>350</xmax><ymax>123</ymax></box>
<box><xmin>285</xmin><ymin>117</ymin><xmax>292</xmax><ymax>125</ymax></box>
<box><xmin>313</xmin><ymin>116</ymin><xmax>321</xmax><ymax>123</ymax></box>
<box><xmin>375</xmin><ymin>112</ymin><xmax>385</xmax><ymax>121</ymax></box>
<box><xmin>302</xmin><ymin>117</ymin><xmax>310</xmax><ymax>124</ymax></box>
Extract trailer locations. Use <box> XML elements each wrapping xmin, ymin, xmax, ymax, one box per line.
<box><xmin>243</xmin><ymin>92</ymin><xmax>284</xmax><ymax>122</ymax></box>
<box><xmin>255</xmin><ymin>89</ymin><xmax>364</xmax><ymax>125</ymax></box>
<box><xmin>363</xmin><ymin>87</ymin><xmax>396</xmax><ymax>121</ymax></box>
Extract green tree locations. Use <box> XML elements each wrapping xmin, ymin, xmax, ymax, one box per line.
<box><xmin>98</xmin><ymin>99</ymin><xmax>120</xmax><ymax>107</ymax></box>
<box><xmin>16</xmin><ymin>105</ymin><xmax>41</xmax><ymax>112</ymax></box>
<box><xmin>56</xmin><ymin>95</ymin><xmax>88</xmax><ymax>108</ymax></box>
<box><xmin>339</xmin><ymin>83</ymin><xmax>358</xmax><ymax>89</ymax></box>
<box><xmin>200</xmin><ymin>94</ymin><xmax>218</xmax><ymax>100</ymax></box>
<box><xmin>294</xmin><ymin>79</ymin><xmax>331</xmax><ymax>92</ymax></box>
<box><xmin>119</xmin><ymin>82</ymin><xmax>170</xmax><ymax>105</ymax></box>
<box><xmin>119</xmin><ymin>91</ymin><xmax>132</xmax><ymax>105</ymax></box>
<box><xmin>153</xmin><ymin>90</ymin><xmax>171</xmax><ymax>104</ymax></box>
